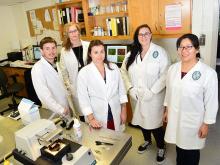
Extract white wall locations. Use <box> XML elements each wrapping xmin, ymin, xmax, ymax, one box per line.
<box><xmin>0</xmin><ymin>6</ymin><xmax>20</xmax><ymax>60</ymax></box>
<box><xmin>192</xmin><ymin>0</ymin><xmax>219</xmax><ymax>68</ymax></box>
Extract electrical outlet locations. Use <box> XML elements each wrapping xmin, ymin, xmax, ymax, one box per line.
<box><xmin>199</xmin><ymin>34</ymin><xmax>206</xmax><ymax>46</ymax></box>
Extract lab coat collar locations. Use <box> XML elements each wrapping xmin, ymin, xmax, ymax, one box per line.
<box><xmin>90</xmin><ymin>62</ymin><xmax>110</xmax><ymax>87</ymax></box>
<box><xmin>180</xmin><ymin>60</ymin><xmax>201</xmax><ymax>80</ymax></box>
<box><xmin>41</xmin><ymin>57</ymin><xmax>59</xmax><ymax>75</ymax></box>
<box><xmin>138</xmin><ymin>42</ymin><xmax>155</xmax><ymax>62</ymax></box>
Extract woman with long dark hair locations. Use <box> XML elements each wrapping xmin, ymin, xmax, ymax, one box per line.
<box><xmin>121</xmin><ymin>24</ymin><xmax>170</xmax><ymax>164</ymax></box>
<box><xmin>77</xmin><ymin>40</ymin><xmax>127</xmax><ymax>131</ymax></box>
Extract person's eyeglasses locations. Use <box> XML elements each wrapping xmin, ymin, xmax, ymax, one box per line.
<box><xmin>68</xmin><ymin>29</ymin><xmax>78</xmax><ymax>34</ymax></box>
<box><xmin>178</xmin><ymin>45</ymin><xmax>194</xmax><ymax>51</ymax></box>
<box><xmin>138</xmin><ymin>32</ymin><xmax>151</xmax><ymax>37</ymax></box>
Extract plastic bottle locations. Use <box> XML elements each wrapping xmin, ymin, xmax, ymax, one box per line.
<box><xmin>73</xmin><ymin>119</ymin><xmax>82</xmax><ymax>139</ymax></box>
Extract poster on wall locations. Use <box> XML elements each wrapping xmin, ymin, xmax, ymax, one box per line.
<box><xmin>165</xmin><ymin>4</ymin><xmax>182</xmax><ymax>30</ymax></box>
<box><xmin>107</xmin><ymin>46</ymin><xmax>127</xmax><ymax>64</ymax></box>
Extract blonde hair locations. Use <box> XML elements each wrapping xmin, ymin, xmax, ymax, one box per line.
<box><xmin>62</xmin><ymin>22</ymin><xmax>81</xmax><ymax>50</ymax></box>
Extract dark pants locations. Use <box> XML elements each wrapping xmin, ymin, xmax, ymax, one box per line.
<box><xmin>141</xmin><ymin>126</ymin><xmax>165</xmax><ymax>149</ymax></box>
<box><xmin>176</xmin><ymin>146</ymin><xmax>200</xmax><ymax>165</ymax></box>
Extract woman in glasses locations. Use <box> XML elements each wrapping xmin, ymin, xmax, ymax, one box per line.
<box><xmin>163</xmin><ymin>33</ymin><xmax>218</xmax><ymax>165</ymax></box>
<box><xmin>121</xmin><ymin>24</ymin><xmax>170</xmax><ymax>164</ymax></box>
<box><xmin>59</xmin><ymin>22</ymin><xmax>90</xmax><ymax>120</ymax></box>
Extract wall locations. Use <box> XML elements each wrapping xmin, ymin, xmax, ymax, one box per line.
<box><xmin>0</xmin><ymin>6</ymin><xmax>20</xmax><ymax>60</ymax></box>
<box><xmin>0</xmin><ymin>0</ymin><xmax>219</xmax><ymax>67</ymax></box>
<box><xmin>192</xmin><ymin>0</ymin><xmax>219</xmax><ymax>68</ymax></box>
<box><xmin>154</xmin><ymin>38</ymin><xmax>179</xmax><ymax>63</ymax></box>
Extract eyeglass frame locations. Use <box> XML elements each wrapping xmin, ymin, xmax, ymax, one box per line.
<box><xmin>138</xmin><ymin>32</ymin><xmax>152</xmax><ymax>37</ymax></box>
<box><xmin>177</xmin><ymin>45</ymin><xmax>194</xmax><ymax>51</ymax></box>
<box><xmin>68</xmin><ymin>29</ymin><xmax>79</xmax><ymax>34</ymax></box>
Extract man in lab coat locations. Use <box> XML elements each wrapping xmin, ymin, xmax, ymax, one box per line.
<box><xmin>31</xmin><ymin>37</ymin><xmax>70</xmax><ymax>117</ymax></box>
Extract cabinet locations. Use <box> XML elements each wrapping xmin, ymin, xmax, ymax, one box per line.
<box><xmin>56</xmin><ymin>0</ymin><xmax>87</xmax><ymax>40</ymax></box>
<box><xmin>156</xmin><ymin>0</ymin><xmax>192</xmax><ymax>36</ymax></box>
<box><xmin>128</xmin><ymin>0</ymin><xmax>192</xmax><ymax>38</ymax></box>
<box><xmin>56</xmin><ymin>0</ymin><xmax>191</xmax><ymax>41</ymax></box>
<box><xmin>56</xmin><ymin>0</ymin><xmax>131</xmax><ymax>41</ymax></box>
<box><xmin>1</xmin><ymin>67</ymin><xmax>28</xmax><ymax>97</ymax></box>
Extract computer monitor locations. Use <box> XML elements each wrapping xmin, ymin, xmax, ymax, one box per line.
<box><xmin>32</xmin><ymin>45</ymin><xmax>42</xmax><ymax>60</ymax></box>
<box><xmin>7</xmin><ymin>52</ymin><xmax>23</xmax><ymax>62</ymax></box>
<box><xmin>107</xmin><ymin>45</ymin><xmax>127</xmax><ymax>64</ymax></box>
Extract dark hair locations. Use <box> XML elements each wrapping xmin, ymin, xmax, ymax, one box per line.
<box><xmin>40</xmin><ymin>37</ymin><xmax>57</xmax><ymax>49</ymax></box>
<box><xmin>87</xmin><ymin>40</ymin><xmax>112</xmax><ymax>70</ymax></box>
<box><xmin>126</xmin><ymin>24</ymin><xmax>152</xmax><ymax>70</ymax></box>
<box><xmin>62</xmin><ymin>23</ymin><xmax>81</xmax><ymax>50</ymax></box>
<box><xmin>176</xmin><ymin>33</ymin><xmax>200</xmax><ymax>58</ymax></box>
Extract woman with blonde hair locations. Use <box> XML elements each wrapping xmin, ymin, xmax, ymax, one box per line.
<box><xmin>59</xmin><ymin>22</ymin><xmax>90</xmax><ymax>121</ymax></box>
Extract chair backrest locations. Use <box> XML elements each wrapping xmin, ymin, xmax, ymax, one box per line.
<box><xmin>0</xmin><ymin>68</ymin><xmax>8</xmax><ymax>97</ymax></box>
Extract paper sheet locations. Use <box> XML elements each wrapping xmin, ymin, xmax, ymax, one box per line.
<box><xmin>165</xmin><ymin>4</ymin><xmax>182</xmax><ymax>30</ymax></box>
<box><xmin>44</xmin><ymin>9</ymin><xmax>51</xmax><ymax>22</ymax></box>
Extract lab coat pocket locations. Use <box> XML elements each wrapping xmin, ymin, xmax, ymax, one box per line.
<box><xmin>180</xmin><ymin>112</ymin><xmax>201</xmax><ymax>129</ymax></box>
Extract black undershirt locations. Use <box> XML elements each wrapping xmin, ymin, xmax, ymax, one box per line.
<box><xmin>72</xmin><ymin>46</ymin><xmax>84</xmax><ymax>71</ymax></box>
<box><xmin>181</xmin><ymin>72</ymin><xmax>187</xmax><ymax>79</ymax></box>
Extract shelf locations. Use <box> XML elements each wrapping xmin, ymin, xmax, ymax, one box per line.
<box><xmin>56</xmin><ymin>0</ymin><xmax>82</xmax><ymax>8</ymax></box>
<box><xmin>59</xmin><ymin>22</ymin><xmax>85</xmax><ymax>27</ymax></box>
<box><xmin>88</xmin><ymin>12</ymin><xmax>128</xmax><ymax>17</ymax></box>
<box><xmin>81</xmin><ymin>35</ymin><xmax>132</xmax><ymax>41</ymax></box>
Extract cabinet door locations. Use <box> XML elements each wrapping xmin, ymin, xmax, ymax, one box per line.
<box><xmin>158</xmin><ymin>0</ymin><xmax>191</xmax><ymax>35</ymax></box>
<box><xmin>128</xmin><ymin>0</ymin><xmax>158</xmax><ymax>36</ymax></box>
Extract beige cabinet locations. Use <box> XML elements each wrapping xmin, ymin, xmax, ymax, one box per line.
<box><xmin>157</xmin><ymin>0</ymin><xmax>192</xmax><ymax>35</ymax></box>
<box><xmin>56</xmin><ymin>0</ymin><xmax>192</xmax><ymax>40</ymax></box>
<box><xmin>128</xmin><ymin>0</ymin><xmax>191</xmax><ymax>38</ymax></box>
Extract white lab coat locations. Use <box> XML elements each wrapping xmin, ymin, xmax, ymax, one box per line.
<box><xmin>59</xmin><ymin>40</ymin><xmax>90</xmax><ymax>115</ymax></box>
<box><xmin>77</xmin><ymin>62</ymin><xmax>128</xmax><ymax>131</ymax></box>
<box><xmin>164</xmin><ymin>61</ymin><xmax>218</xmax><ymax>149</ymax></box>
<box><xmin>121</xmin><ymin>42</ymin><xmax>170</xmax><ymax>129</ymax></box>
<box><xmin>31</xmin><ymin>57</ymin><xmax>69</xmax><ymax>115</ymax></box>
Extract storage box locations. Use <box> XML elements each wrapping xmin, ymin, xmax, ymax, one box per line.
<box><xmin>18</xmin><ymin>98</ymin><xmax>41</xmax><ymax>125</ymax></box>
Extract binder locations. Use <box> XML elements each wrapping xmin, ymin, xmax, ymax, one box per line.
<box><xmin>116</xmin><ymin>17</ymin><xmax>124</xmax><ymax>35</ymax></box>
<box><xmin>71</xmin><ymin>7</ymin><xmax>76</xmax><ymax>23</ymax></box>
<box><xmin>62</xmin><ymin>8</ymin><xmax>67</xmax><ymax>24</ymax></box>
<box><xmin>110</xmin><ymin>18</ymin><xmax>117</xmax><ymax>36</ymax></box>
<box><xmin>106</xmin><ymin>18</ymin><xmax>112</xmax><ymax>36</ymax></box>
<box><xmin>66</xmin><ymin>7</ymin><xmax>70</xmax><ymax>23</ymax></box>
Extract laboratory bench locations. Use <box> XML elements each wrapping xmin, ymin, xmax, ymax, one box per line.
<box><xmin>0</xmin><ymin>115</ymin><xmax>132</xmax><ymax>165</ymax></box>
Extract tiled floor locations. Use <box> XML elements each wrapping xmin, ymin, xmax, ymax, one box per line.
<box><xmin>0</xmin><ymin>97</ymin><xmax>220</xmax><ymax>165</ymax></box>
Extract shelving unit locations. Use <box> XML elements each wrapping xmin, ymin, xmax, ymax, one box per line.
<box><xmin>55</xmin><ymin>0</ymin><xmax>192</xmax><ymax>41</ymax></box>
<box><xmin>55</xmin><ymin>0</ymin><xmax>86</xmax><ymax>40</ymax></box>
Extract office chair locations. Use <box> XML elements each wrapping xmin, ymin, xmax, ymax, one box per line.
<box><xmin>0</xmin><ymin>68</ymin><xmax>24</xmax><ymax>116</ymax></box>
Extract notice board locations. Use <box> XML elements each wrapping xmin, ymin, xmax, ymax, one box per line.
<box><xmin>26</xmin><ymin>5</ymin><xmax>57</xmax><ymax>36</ymax></box>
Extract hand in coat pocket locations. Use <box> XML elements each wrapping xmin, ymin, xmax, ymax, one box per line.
<box><xmin>142</xmin><ymin>88</ymin><xmax>153</xmax><ymax>101</ymax></box>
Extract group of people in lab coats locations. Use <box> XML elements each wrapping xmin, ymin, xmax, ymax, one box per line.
<box><xmin>31</xmin><ymin>22</ymin><xmax>218</xmax><ymax>165</ymax></box>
